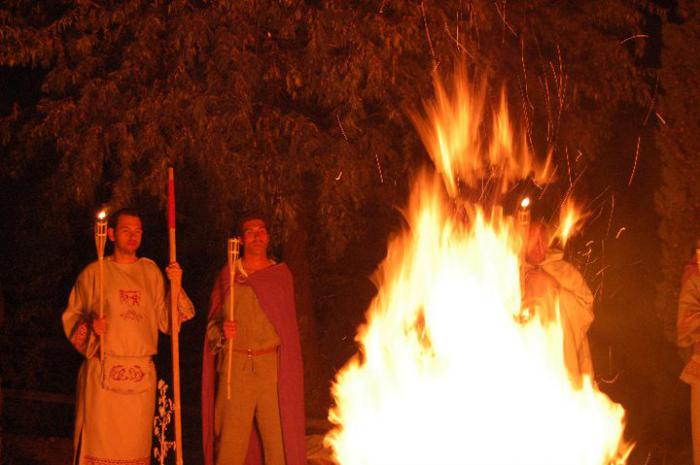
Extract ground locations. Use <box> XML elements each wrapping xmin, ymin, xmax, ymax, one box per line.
<box><xmin>2</xmin><ymin>434</ymin><xmax>336</xmax><ymax>465</ymax></box>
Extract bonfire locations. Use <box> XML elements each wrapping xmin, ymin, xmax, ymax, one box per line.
<box><xmin>325</xmin><ymin>68</ymin><xmax>631</xmax><ymax>465</ymax></box>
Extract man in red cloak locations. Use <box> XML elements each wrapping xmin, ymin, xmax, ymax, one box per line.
<box><xmin>202</xmin><ymin>216</ymin><xmax>305</xmax><ymax>465</ymax></box>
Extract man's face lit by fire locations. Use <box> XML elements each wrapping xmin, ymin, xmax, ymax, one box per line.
<box><xmin>241</xmin><ymin>218</ymin><xmax>270</xmax><ymax>258</ymax></box>
<box><xmin>108</xmin><ymin>214</ymin><xmax>143</xmax><ymax>256</ymax></box>
<box><xmin>525</xmin><ymin>223</ymin><xmax>549</xmax><ymax>265</ymax></box>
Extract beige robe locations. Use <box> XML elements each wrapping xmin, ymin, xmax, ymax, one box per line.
<box><xmin>678</xmin><ymin>270</ymin><xmax>700</xmax><ymax>363</ymax></box>
<box><xmin>62</xmin><ymin>257</ymin><xmax>194</xmax><ymax>465</ymax></box>
<box><xmin>677</xmin><ymin>271</ymin><xmax>700</xmax><ymax>465</ymax></box>
<box><xmin>523</xmin><ymin>250</ymin><xmax>595</xmax><ymax>384</ymax></box>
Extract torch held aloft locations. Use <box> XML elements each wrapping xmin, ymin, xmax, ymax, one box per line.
<box><xmin>94</xmin><ymin>211</ymin><xmax>107</xmax><ymax>363</ymax></box>
<box><xmin>226</xmin><ymin>237</ymin><xmax>240</xmax><ymax>400</ymax></box>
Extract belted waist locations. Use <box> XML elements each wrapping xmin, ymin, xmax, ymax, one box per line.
<box><xmin>232</xmin><ymin>346</ymin><xmax>278</xmax><ymax>357</ymax></box>
<box><xmin>96</xmin><ymin>353</ymin><xmax>155</xmax><ymax>362</ymax></box>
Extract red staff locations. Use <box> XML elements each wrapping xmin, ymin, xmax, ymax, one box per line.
<box><xmin>168</xmin><ymin>167</ymin><xmax>184</xmax><ymax>465</ymax></box>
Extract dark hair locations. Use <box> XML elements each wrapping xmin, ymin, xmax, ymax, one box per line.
<box><xmin>109</xmin><ymin>208</ymin><xmax>142</xmax><ymax>229</ymax></box>
<box><xmin>235</xmin><ymin>213</ymin><xmax>270</xmax><ymax>236</ymax></box>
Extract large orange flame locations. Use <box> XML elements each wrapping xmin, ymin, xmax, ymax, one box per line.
<box><xmin>325</xmin><ymin>69</ymin><xmax>630</xmax><ymax>465</ymax></box>
<box><xmin>411</xmin><ymin>71</ymin><xmax>553</xmax><ymax>198</ymax></box>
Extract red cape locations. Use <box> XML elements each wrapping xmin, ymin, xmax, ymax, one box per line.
<box><xmin>202</xmin><ymin>263</ymin><xmax>306</xmax><ymax>465</ymax></box>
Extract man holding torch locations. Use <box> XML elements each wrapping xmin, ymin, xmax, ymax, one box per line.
<box><xmin>677</xmin><ymin>237</ymin><xmax>700</xmax><ymax>465</ymax></box>
<box><xmin>62</xmin><ymin>208</ymin><xmax>195</xmax><ymax>465</ymax></box>
<box><xmin>201</xmin><ymin>215</ymin><xmax>305</xmax><ymax>465</ymax></box>
<box><xmin>520</xmin><ymin>220</ymin><xmax>595</xmax><ymax>386</ymax></box>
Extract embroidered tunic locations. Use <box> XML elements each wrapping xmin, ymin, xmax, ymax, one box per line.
<box><xmin>62</xmin><ymin>257</ymin><xmax>194</xmax><ymax>465</ymax></box>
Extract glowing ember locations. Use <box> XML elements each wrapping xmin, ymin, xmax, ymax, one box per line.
<box><xmin>325</xmin><ymin>69</ymin><xmax>630</xmax><ymax>465</ymax></box>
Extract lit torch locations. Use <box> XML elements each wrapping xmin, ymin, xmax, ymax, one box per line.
<box><xmin>94</xmin><ymin>210</ymin><xmax>107</xmax><ymax>363</ymax></box>
<box><xmin>515</xmin><ymin>197</ymin><xmax>536</xmax><ymax>323</ymax></box>
<box><xmin>226</xmin><ymin>237</ymin><xmax>240</xmax><ymax>400</ymax></box>
<box><xmin>518</xmin><ymin>196</ymin><xmax>531</xmax><ymax>254</ymax></box>
<box><xmin>518</xmin><ymin>196</ymin><xmax>531</xmax><ymax>221</ymax></box>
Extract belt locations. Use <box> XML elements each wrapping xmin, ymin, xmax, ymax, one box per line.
<box><xmin>232</xmin><ymin>346</ymin><xmax>278</xmax><ymax>357</ymax></box>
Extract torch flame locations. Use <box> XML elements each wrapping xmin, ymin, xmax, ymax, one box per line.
<box><xmin>326</xmin><ymin>68</ymin><xmax>630</xmax><ymax>465</ymax></box>
<box><xmin>557</xmin><ymin>199</ymin><xmax>584</xmax><ymax>247</ymax></box>
<box><xmin>520</xmin><ymin>197</ymin><xmax>531</xmax><ymax>209</ymax></box>
<box><xmin>97</xmin><ymin>210</ymin><xmax>107</xmax><ymax>221</ymax></box>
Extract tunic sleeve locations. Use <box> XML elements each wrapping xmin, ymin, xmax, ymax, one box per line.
<box><xmin>542</xmin><ymin>259</ymin><xmax>595</xmax><ymax>379</ymax></box>
<box><xmin>157</xmin><ymin>271</ymin><xmax>196</xmax><ymax>334</ymax></box>
<box><xmin>544</xmin><ymin>260</ymin><xmax>594</xmax><ymax>336</ymax></box>
<box><xmin>678</xmin><ymin>275</ymin><xmax>700</xmax><ymax>347</ymax></box>
<box><xmin>206</xmin><ymin>308</ymin><xmax>225</xmax><ymax>354</ymax></box>
<box><xmin>61</xmin><ymin>266</ymin><xmax>100</xmax><ymax>358</ymax></box>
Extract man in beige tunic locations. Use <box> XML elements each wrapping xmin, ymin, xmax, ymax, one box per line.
<box><xmin>62</xmin><ymin>208</ymin><xmax>195</xmax><ymax>465</ymax></box>
<box><xmin>521</xmin><ymin>221</ymin><xmax>595</xmax><ymax>386</ymax></box>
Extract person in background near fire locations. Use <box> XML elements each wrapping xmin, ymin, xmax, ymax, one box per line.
<box><xmin>202</xmin><ymin>215</ymin><xmax>305</xmax><ymax>465</ymax></box>
<box><xmin>520</xmin><ymin>220</ymin><xmax>595</xmax><ymax>386</ymax></box>
<box><xmin>62</xmin><ymin>208</ymin><xmax>195</xmax><ymax>465</ymax></box>
<box><xmin>676</xmin><ymin>237</ymin><xmax>700</xmax><ymax>465</ymax></box>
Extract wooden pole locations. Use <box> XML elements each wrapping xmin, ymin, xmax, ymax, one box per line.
<box><xmin>517</xmin><ymin>196</ymin><xmax>531</xmax><ymax>259</ymax></box>
<box><xmin>516</xmin><ymin>197</ymin><xmax>532</xmax><ymax>323</ymax></box>
<box><xmin>94</xmin><ymin>212</ymin><xmax>107</xmax><ymax>363</ymax></box>
<box><xmin>167</xmin><ymin>167</ymin><xmax>184</xmax><ymax>465</ymax></box>
<box><xmin>226</xmin><ymin>237</ymin><xmax>240</xmax><ymax>400</ymax></box>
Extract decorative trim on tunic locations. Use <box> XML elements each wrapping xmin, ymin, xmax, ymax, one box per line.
<box><xmin>69</xmin><ymin>321</ymin><xmax>89</xmax><ymax>355</ymax></box>
<box><xmin>109</xmin><ymin>364</ymin><xmax>146</xmax><ymax>382</ymax></box>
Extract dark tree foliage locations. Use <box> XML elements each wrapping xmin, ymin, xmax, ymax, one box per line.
<box><xmin>0</xmin><ymin>0</ymin><xmax>653</xmax><ymax>246</ymax></box>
